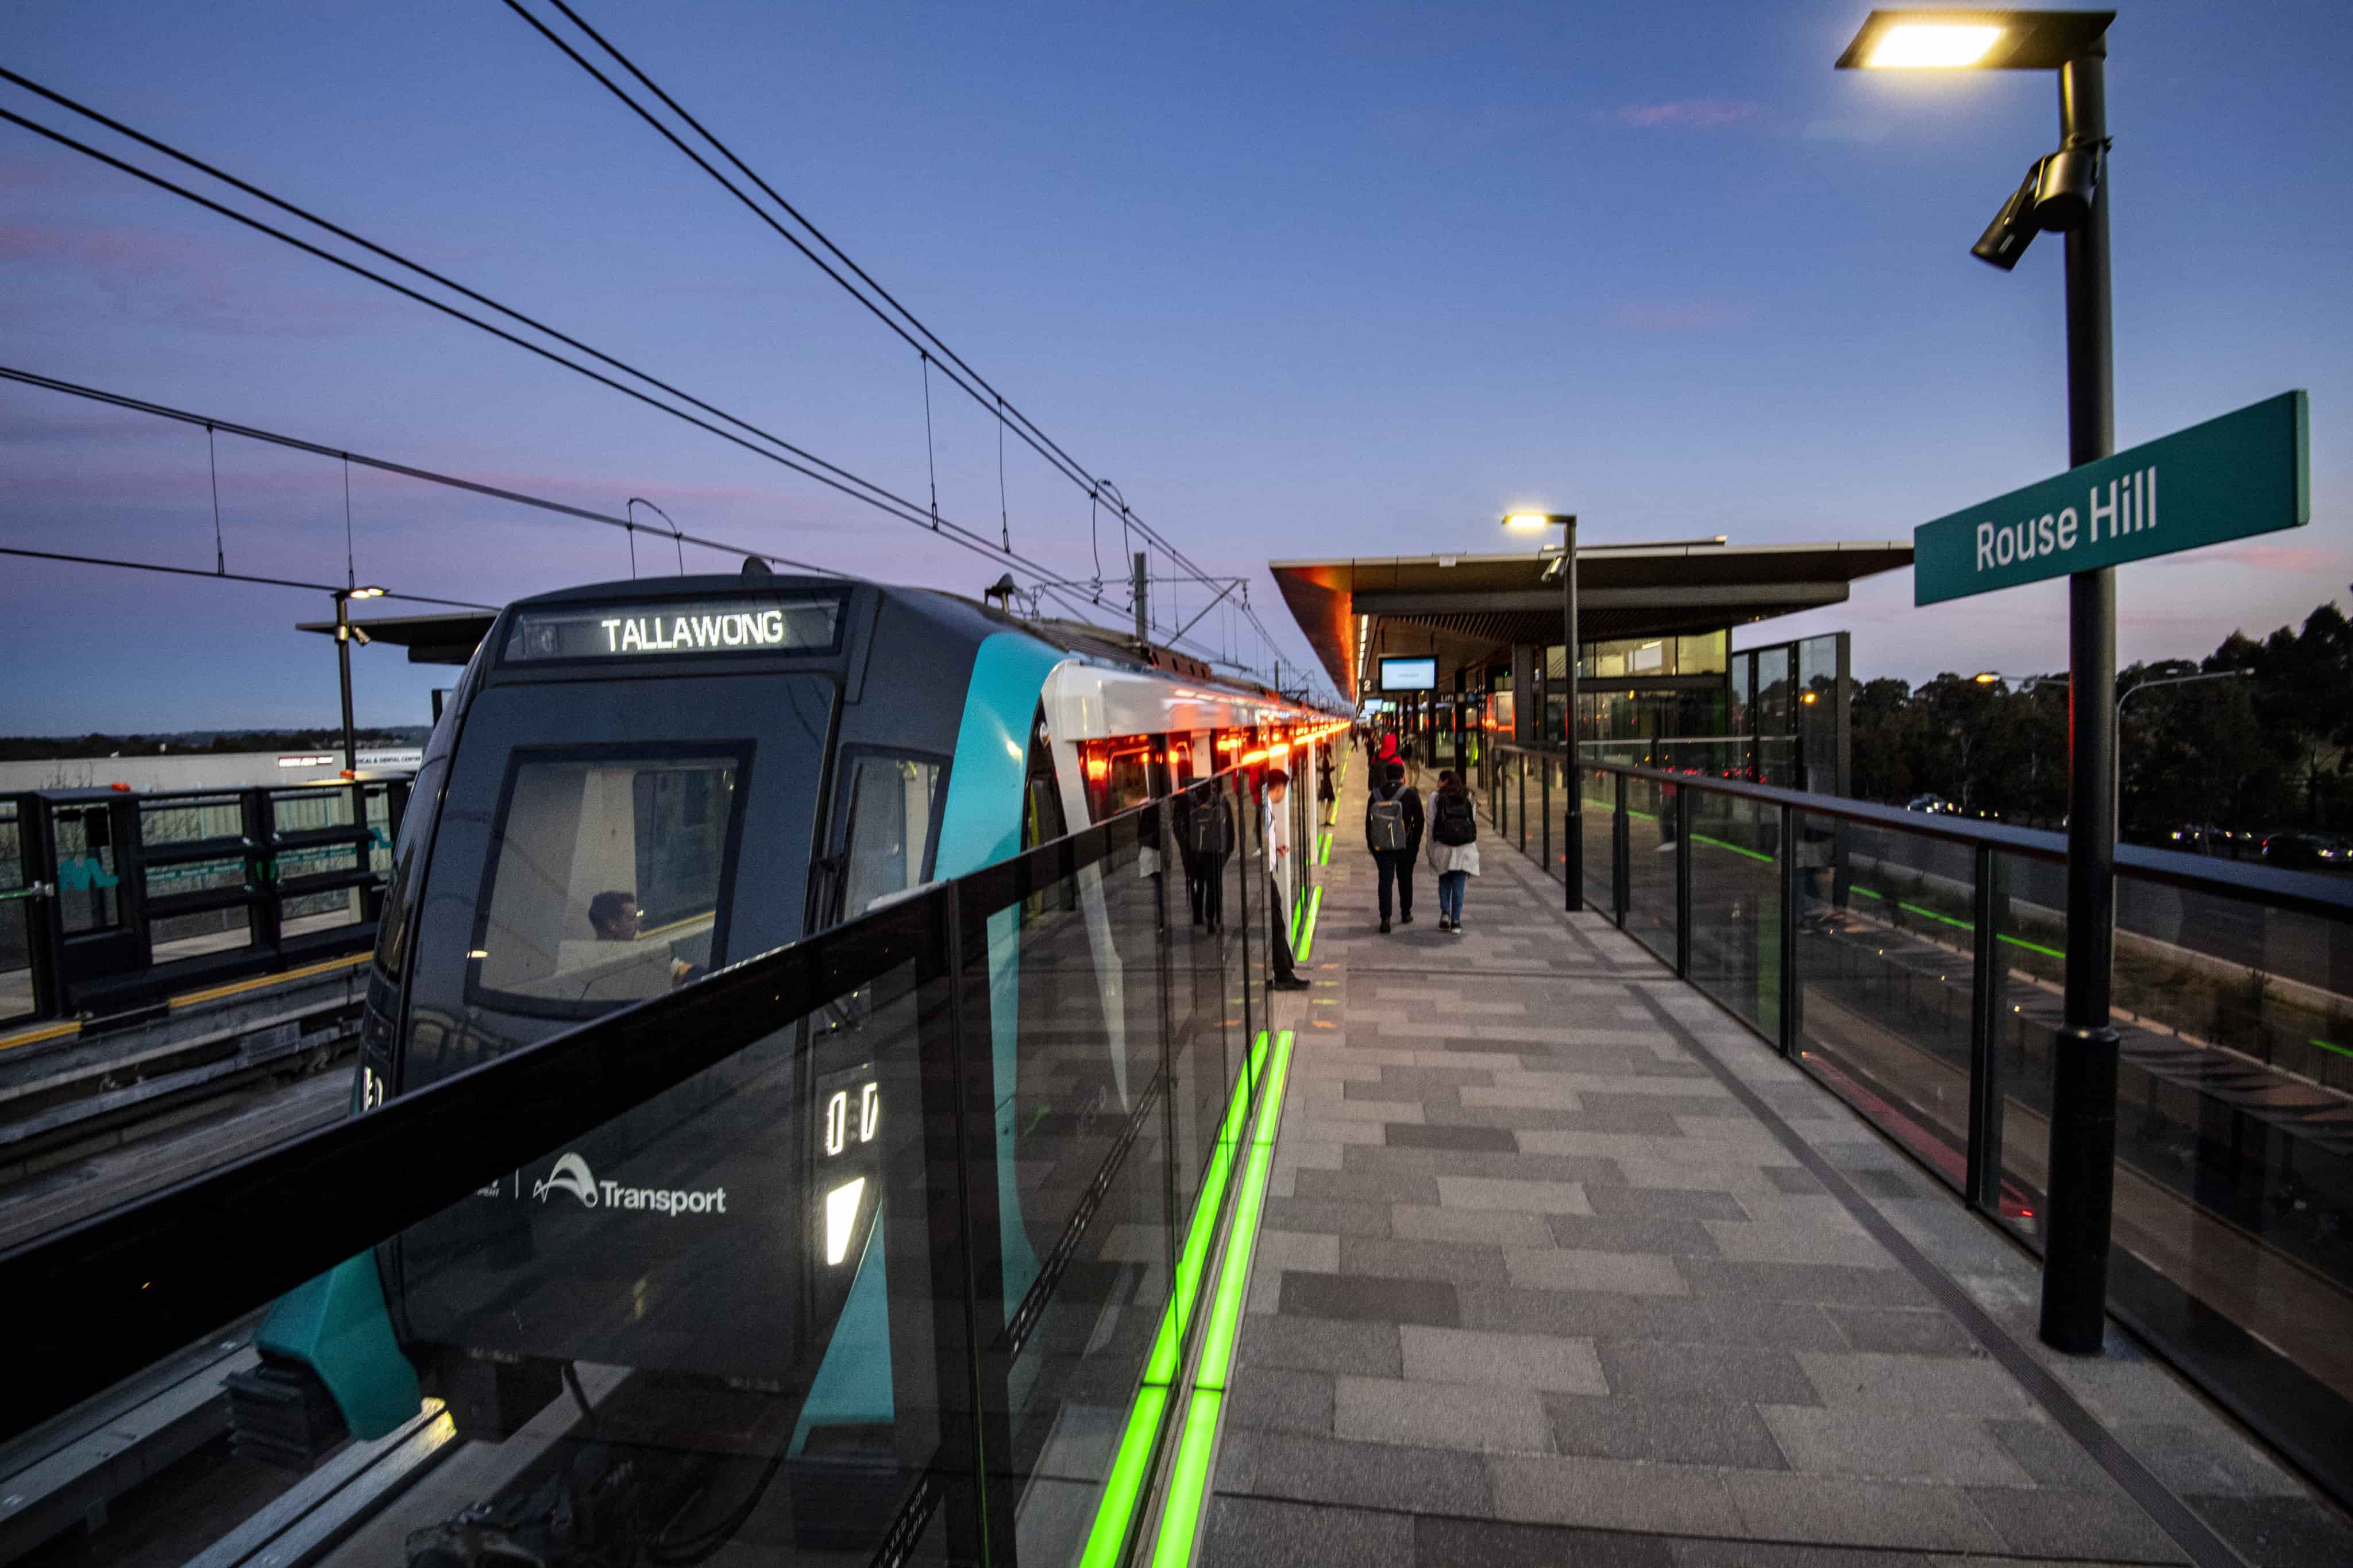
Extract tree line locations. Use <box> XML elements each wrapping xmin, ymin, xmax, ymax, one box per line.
<box><xmin>0</xmin><ymin>727</ymin><xmax>430</xmax><ymax>763</ymax></box>
<box><xmin>1849</xmin><ymin>588</ymin><xmax>2352</xmax><ymax>844</ymax></box>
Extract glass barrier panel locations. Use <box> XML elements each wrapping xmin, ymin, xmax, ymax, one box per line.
<box><xmin>283</xmin><ymin>885</ymin><xmax>366</xmax><ymax>937</ymax></box>
<box><xmin>364</xmin><ymin>784</ymin><xmax>398</xmax><ymax>874</ymax></box>
<box><xmin>7</xmin><ymin>956</ymin><xmax>970</xmax><ymax>1568</ymax></box>
<box><xmin>53</xmin><ymin>801</ymin><xmax>123</xmax><ymax>934</ymax></box>
<box><xmin>142</xmin><ymin>793</ymin><xmax>245</xmax><ymax>847</ymax></box>
<box><xmin>1789</xmin><ymin>815</ymin><xmax>1977</xmax><ymax>1194</ymax></box>
<box><xmin>1</xmin><ymin>800</ymin><xmax>32</xmax><ymax>1022</ymax></box>
<box><xmin>962</xmin><ymin>828</ymin><xmax>1176</xmax><ymax>1568</ymax></box>
<box><xmin>1167</xmin><ymin>780</ymin><xmax>1246</xmax><ymax>1199</ymax></box>
<box><xmin>273</xmin><ymin>787</ymin><xmax>358</xmax><ymax>835</ymax></box>
<box><xmin>1686</xmin><ymin>794</ymin><xmax>1780</xmax><ymax>1039</ymax></box>
<box><xmin>1621</xmin><ymin>777</ymin><xmax>1676</xmax><ymax>968</ymax></box>
<box><xmin>149</xmin><ymin>868</ymin><xmax>258</xmax><ymax>961</ymax></box>
<box><xmin>1580</xmin><ymin>768</ymin><xmax>1613</xmax><ymax>912</ymax></box>
<box><xmin>1987</xmin><ymin>851</ymin><xmax>2353</xmax><ymax>1492</ymax></box>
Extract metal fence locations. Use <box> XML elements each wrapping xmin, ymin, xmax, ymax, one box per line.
<box><xmin>0</xmin><ymin>778</ymin><xmax>406</xmax><ymax>1026</ymax></box>
<box><xmin>1481</xmin><ymin>741</ymin><xmax>2353</xmax><ymax>1509</ymax></box>
<box><xmin>0</xmin><ymin>758</ymin><xmax>1329</xmax><ymax>1567</ymax></box>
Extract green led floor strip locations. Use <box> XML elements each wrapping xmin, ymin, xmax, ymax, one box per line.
<box><xmin>2314</xmin><ymin>1038</ymin><xmax>2352</xmax><ymax>1061</ymax></box>
<box><xmin>1691</xmin><ymin>832</ymin><xmax>1773</xmax><ymax>864</ymax></box>
<box><xmin>1149</xmin><ymin>1028</ymin><xmax>1295</xmax><ymax>1568</ymax></box>
<box><xmin>1295</xmin><ymin>887</ymin><xmax>1324</xmax><ymax>961</ymax></box>
<box><xmin>1317</xmin><ymin>828</ymin><xmax>1332</xmax><ymax>866</ymax></box>
<box><xmin>1075</xmin><ymin>1032</ymin><xmax>1267</xmax><ymax>1568</ymax></box>
<box><xmin>1850</xmin><ymin>885</ymin><xmax>2066</xmax><ymax>960</ymax></box>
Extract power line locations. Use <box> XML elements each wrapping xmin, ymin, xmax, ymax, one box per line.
<box><xmin>0</xmin><ymin>63</ymin><xmax>1330</xmax><ymax>696</ymax></box>
<box><xmin>0</xmin><ymin>72</ymin><xmax>1115</xmax><ymax>632</ymax></box>
<box><xmin>502</xmin><ymin>2</ymin><xmax>1331</xmax><ymax>697</ymax></box>
<box><xmin>0</xmin><ymin>364</ymin><xmax>834</xmax><ymax>576</ymax></box>
<box><xmin>0</xmin><ymin>544</ymin><xmax>495</xmax><ymax>609</ymax></box>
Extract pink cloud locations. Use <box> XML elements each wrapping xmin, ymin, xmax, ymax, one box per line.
<box><xmin>1614</xmin><ymin>101</ymin><xmax>1758</xmax><ymax>130</ymax></box>
<box><xmin>2192</xmin><ymin>540</ymin><xmax>2344</xmax><ymax>573</ymax></box>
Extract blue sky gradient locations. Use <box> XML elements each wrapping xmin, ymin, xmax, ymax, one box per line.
<box><xmin>3</xmin><ymin>1</ymin><xmax>2346</xmax><ymax>730</ymax></box>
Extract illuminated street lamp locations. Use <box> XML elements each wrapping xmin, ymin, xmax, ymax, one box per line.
<box><xmin>331</xmin><ymin>585</ymin><xmax>387</xmax><ymax>776</ymax></box>
<box><xmin>1840</xmin><ymin>7</ymin><xmax>2121</xmax><ymax>1353</ymax></box>
<box><xmin>1505</xmin><ymin>512</ymin><xmax>1580</xmax><ymax>912</ymax></box>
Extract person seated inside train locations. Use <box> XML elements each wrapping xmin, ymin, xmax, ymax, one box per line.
<box><xmin>588</xmin><ymin>890</ymin><xmax>642</xmax><ymax>941</ymax></box>
<box><xmin>586</xmin><ymin>889</ymin><xmax>701</xmax><ymax>987</ymax></box>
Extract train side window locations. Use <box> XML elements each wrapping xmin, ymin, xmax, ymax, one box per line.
<box><xmin>470</xmin><ymin>750</ymin><xmax>746</xmax><ymax>1015</ymax></box>
<box><xmin>833</xmin><ymin>752</ymin><xmax>946</xmax><ymax>921</ymax></box>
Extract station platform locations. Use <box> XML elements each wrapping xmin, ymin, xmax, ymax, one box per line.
<box><xmin>1211</xmin><ymin>756</ymin><xmax>2351</xmax><ymax>1567</ymax></box>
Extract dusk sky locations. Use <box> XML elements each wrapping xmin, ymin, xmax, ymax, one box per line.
<box><xmin>5</xmin><ymin>1</ymin><xmax>2347</xmax><ymax>732</ymax></box>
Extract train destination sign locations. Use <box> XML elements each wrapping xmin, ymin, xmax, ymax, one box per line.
<box><xmin>1913</xmin><ymin>391</ymin><xmax>2308</xmax><ymax>606</ymax></box>
<box><xmin>503</xmin><ymin>593</ymin><xmax>844</xmax><ymax>662</ymax></box>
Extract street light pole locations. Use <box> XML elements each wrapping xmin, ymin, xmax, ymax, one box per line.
<box><xmin>334</xmin><ymin>590</ymin><xmax>358</xmax><ymax>777</ymax></box>
<box><xmin>1505</xmin><ymin>512</ymin><xmax>1581</xmax><ymax>912</ymax></box>
<box><xmin>1839</xmin><ymin>6</ymin><xmax>2121</xmax><ymax>1355</ymax></box>
<box><xmin>2115</xmin><ymin>667</ymin><xmax>2254</xmax><ymax>717</ymax></box>
<box><xmin>2048</xmin><ymin>41</ymin><xmax>2117</xmax><ymax>1355</ymax></box>
<box><xmin>1562</xmin><ymin>515</ymin><xmax>1580</xmax><ymax>913</ymax></box>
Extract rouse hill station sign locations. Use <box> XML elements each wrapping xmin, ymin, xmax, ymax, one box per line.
<box><xmin>1914</xmin><ymin>391</ymin><xmax>2309</xmax><ymax>605</ymax></box>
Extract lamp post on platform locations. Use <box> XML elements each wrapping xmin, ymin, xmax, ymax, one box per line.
<box><xmin>332</xmin><ymin>585</ymin><xmax>385</xmax><ymax>776</ymax></box>
<box><xmin>1505</xmin><ymin>511</ymin><xmax>1579</xmax><ymax>912</ymax></box>
<box><xmin>1839</xmin><ymin>6</ymin><xmax>2121</xmax><ymax>1352</ymax></box>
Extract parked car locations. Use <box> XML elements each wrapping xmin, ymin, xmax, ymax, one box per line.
<box><xmin>2261</xmin><ymin>833</ymin><xmax>2350</xmax><ymax>869</ymax></box>
<box><xmin>1905</xmin><ymin>794</ymin><xmax>1957</xmax><ymax>815</ymax></box>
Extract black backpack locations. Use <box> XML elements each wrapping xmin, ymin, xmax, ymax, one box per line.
<box><xmin>1432</xmin><ymin>789</ymin><xmax>1477</xmax><ymax>847</ymax></box>
<box><xmin>1186</xmin><ymin>794</ymin><xmax>1235</xmax><ymax>856</ymax></box>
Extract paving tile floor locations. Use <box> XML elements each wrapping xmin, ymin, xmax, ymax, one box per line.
<box><xmin>1196</xmin><ymin>752</ymin><xmax>2352</xmax><ymax>1568</ymax></box>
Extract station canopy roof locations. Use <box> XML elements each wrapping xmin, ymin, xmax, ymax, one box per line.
<box><xmin>295</xmin><ymin>610</ymin><xmax>499</xmax><ymax>665</ymax></box>
<box><xmin>1271</xmin><ymin>539</ymin><xmax>1912</xmax><ymax>696</ymax></box>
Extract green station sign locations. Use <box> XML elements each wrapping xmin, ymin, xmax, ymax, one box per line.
<box><xmin>1914</xmin><ymin>391</ymin><xmax>2309</xmax><ymax>605</ymax></box>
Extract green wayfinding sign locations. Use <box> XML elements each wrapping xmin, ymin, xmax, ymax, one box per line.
<box><xmin>1914</xmin><ymin>391</ymin><xmax>2309</xmax><ymax>605</ymax></box>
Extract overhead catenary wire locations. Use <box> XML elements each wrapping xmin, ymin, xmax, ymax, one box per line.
<box><xmin>0</xmin><ymin>364</ymin><xmax>836</xmax><ymax>576</ymax></box>
<box><xmin>0</xmin><ymin>74</ymin><xmax>1117</xmax><ymax>635</ymax></box>
<box><xmin>501</xmin><ymin>2</ymin><xmax>1332</xmax><ymax>697</ymax></box>
<box><xmin>0</xmin><ymin>544</ymin><xmax>494</xmax><ymax>609</ymax></box>
<box><xmin>0</xmin><ymin>61</ymin><xmax>1331</xmax><ymax>696</ymax></box>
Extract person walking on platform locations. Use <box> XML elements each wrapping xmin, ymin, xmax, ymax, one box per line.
<box><xmin>1365</xmin><ymin>760</ymin><xmax>1423</xmax><ymax>934</ymax></box>
<box><xmin>1260</xmin><ymin>768</ymin><xmax>1310</xmax><ymax>990</ymax></box>
<box><xmin>1426</xmin><ymin>768</ymin><xmax>1480</xmax><ymax>933</ymax></box>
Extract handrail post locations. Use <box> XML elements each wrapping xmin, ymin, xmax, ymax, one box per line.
<box><xmin>1777</xmin><ymin>802</ymin><xmax>1797</xmax><ymax>1057</ymax></box>
<box><xmin>1968</xmin><ymin>845</ymin><xmax>2009</xmax><ymax>1214</ymax></box>
<box><xmin>1516</xmin><ymin>754</ymin><xmax>1526</xmax><ymax>856</ymax></box>
<box><xmin>1613</xmin><ymin>771</ymin><xmax>1630</xmax><ymax>926</ymax></box>
<box><xmin>1673</xmin><ymin>784</ymin><xmax>1692</xmax><ymax>979</ymax></box>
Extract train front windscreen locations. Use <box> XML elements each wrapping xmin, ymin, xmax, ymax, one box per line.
<box><xmin>385</xmin><ymin>602</ymin><xmax>875</xmax><ymax>1387</ymax></box>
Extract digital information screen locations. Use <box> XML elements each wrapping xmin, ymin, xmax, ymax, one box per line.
<box><xmin>1378</xmin><ymin>656</ymin><xmax>1437</xmax><ymax>692</ymax></box>
<box><xmin>504</xmin><ymin>593</ymin><xmax>844</xmax><ymax>662</ymax></box>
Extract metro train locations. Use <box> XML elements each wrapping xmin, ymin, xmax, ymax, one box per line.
<box><xmin>236</xmin><ymin>564</ymin><xmax>1343</xmax><ymax>1560</ymax></box>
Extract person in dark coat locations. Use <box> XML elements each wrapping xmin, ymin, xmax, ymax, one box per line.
<box><xmin>1364</xmin><ymin>760</ymin><xmax>1424</xmax><ymax>933</ymax></box>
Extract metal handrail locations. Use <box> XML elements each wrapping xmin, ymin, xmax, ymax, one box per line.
<box><xmin>1490</xmin><ymin>742</ymin><xmax>2353</xmax><ymax>924</ymax></box>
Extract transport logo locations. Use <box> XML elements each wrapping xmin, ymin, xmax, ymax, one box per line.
<box><xmin>530</xmin><ymin>1151</ymin><xmax>728</xmax><ymax>1217</ymax></box>
<box><xmin>533</xmin><ymin>1152</ymin><xmax>601</xmax><ymax>1207</ymax></box>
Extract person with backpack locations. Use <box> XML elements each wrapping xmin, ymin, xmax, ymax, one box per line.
<box><xmin>1179</xmin><ymin>777</ymin><xmax>1235</xmax><ymax>932</ymax></box>
<box><xmin>1426</xmin><ymin>768</ymin><xmax>1480</xmax><ymax>934</ymax></box>
<box><xmin>1364</xmin><ymin>760</ymin><xmax>1424</xmax><ymax>934</ymax></box>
